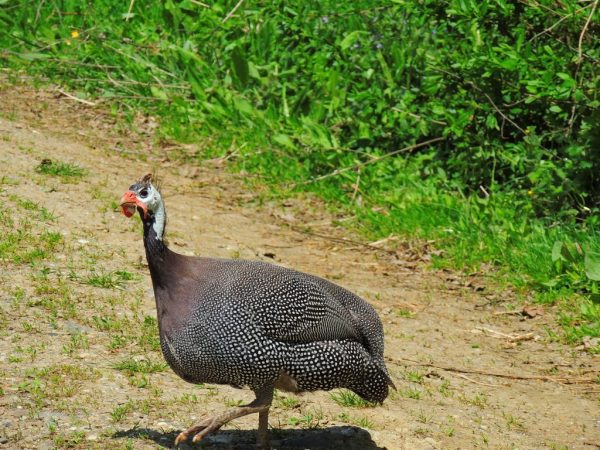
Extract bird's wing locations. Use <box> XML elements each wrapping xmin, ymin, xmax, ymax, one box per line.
<box><xmin>244</xmin><ymin>273</ymin><xmax>365</xmax><ymax>345</ymax></box>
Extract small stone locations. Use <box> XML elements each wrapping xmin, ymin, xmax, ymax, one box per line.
<box><xmin>63</xmin><ymin>321</ymin><xmax>93</xmax><ymax>334</ymax></box>
<box><xmin>423</xmin><ymin>437</ymin><xmax>440</xmax><ymax>449</ymax></box>
<box><xmin>156</xmin><ymin>421</ymin><xmax>175</xmax><ymax>430</ymax></box>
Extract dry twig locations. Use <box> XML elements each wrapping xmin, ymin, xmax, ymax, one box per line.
<box><xmin>453</xmin><ymin>373</ymin><xmax>502</xmax><ymax>387</ymax></box>
<box><xmin>472</xmin><ymin>326</ymin><xmax>537</xmax><ymax>342</ymax></box>
<box><xmin>292</xmin><ymin>137</ymin><xmax>444</xmax><ymax>187</ymax></box>
<box><xmin>493</xmin><ymin>310</ymin><xmax>522</xmax><ymax>316</ymax></box>
<box><xmin>392</xmin><ymin>356</ymin><xmax>597</xmax><ymax>385</ymax></box>
<box><xmin>527</xmin><ymin>3</ymin><xmax>592</xmax><ymax>43</ymax></box>
<box><xmin>567</xmin><ymin>0</ymin><xmax>599</xmax><ymax>134</ymax></box>
<box><xmin>223</xmin><ymin>0</ymin><xmax>245</xmax><ymax>23</ymax></box>
<box><xmin>125</xmin><ymin>0</ymin><xmax>135</xmax><ymax>21</ymax></box>
<box><xmin>190</xmin><ymin>0</ymin><xmax>210</xmax><ymax>7</ymax></box>
<box><xmin>56</xmin><ymin>89</ymin><xmax>97</xmax><ymax>106</ymax></box>
<box><xmin>286</xmin><ymin>223</ymin><xmax>398</xmax><ymax>255</ymax></box>
<box><xmin>577</xmin><ymin>0</ymin><xmax>598</xmax><ymax>64</ymax></box>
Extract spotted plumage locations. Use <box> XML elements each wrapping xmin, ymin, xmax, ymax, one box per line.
<box><xmin>120</xmin><ymin>174</ymin><xmax>394</xmax><ymax>447</ymax></box>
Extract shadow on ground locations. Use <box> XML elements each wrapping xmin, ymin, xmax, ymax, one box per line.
<box><xmin>112</xmin><ymin>425</ymin><xmax>385</xmax><ymax>449</ymax></box>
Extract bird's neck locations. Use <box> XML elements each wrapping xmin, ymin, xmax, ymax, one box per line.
<box><xmin>150</xmin><ymin>200</ymin><xmax>166</xmax><ymax>241</ymax></box>
<box><xmin>142</xmin><ymin>204</ymin><xmax>169</xmax><ymax>285</ymax></box>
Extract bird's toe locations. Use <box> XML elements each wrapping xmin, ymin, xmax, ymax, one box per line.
<box><xmin>191</xmin><ymin>418</ymin><xmax>223</xmax><ymax>443</ymax></box>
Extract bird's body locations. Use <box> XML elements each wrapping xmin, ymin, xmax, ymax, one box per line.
<box><xmin>120</xmin><ymin>174</ymin><xmax>394</xmax><ymax>447</ymax></box>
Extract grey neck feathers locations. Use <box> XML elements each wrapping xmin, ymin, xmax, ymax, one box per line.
<box><xmin>142</xmin><ymin>202</ymin><xmax>167</xmax><ymax>260</ymax></box>
<box><xmin>152</xmin><ymin>200</ymin><xmax>166</xmax><ymax>241</ymax></box>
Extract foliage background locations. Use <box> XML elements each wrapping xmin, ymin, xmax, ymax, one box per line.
<box><xmin>1</xmin><ymin>0</ymin><xmax>599</xmax><ymax>344</ymax></box>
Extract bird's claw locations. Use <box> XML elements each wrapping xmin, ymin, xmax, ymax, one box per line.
<box><xmin>174</xmin><ymin>417</ymin><xmax>223</xmax><ymax>446</ymax></box>
<box><xmin>192</xmin><ymin>417</ymin><xmax>223</xmax><ymax>443</ymax></box>
<box><xmin>174</xmin><ymin>431</ymin><xmax>189</xmax><ymax>447</ymax></box>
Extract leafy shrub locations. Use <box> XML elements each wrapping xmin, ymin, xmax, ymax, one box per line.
<box><xmin>1</xmin><ymin>0</ymin><xmax>597</xmax><ymax>214</ymax></box>
<box><xmin>1</xmin><ymin>0</ymin><xmax>598</xmax><ymax>342</ymax></box>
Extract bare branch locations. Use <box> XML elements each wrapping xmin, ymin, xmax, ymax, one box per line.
<box><xmin>56</xmin><ymin>88</ymin><xmax>97</xmax><ymax>106</ymax></box>
<box><xmin>292</xmin><ymin>136</ymin><xmax>445</xmax><ymax>187</ymax></box>
<box><xmin>223</xmin><ymin>0</ymin><xmax>245</xmax><ymax>23</ymax></box>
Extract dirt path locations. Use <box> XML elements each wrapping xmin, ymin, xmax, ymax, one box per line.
<box><xmin>0</xmin><ymin>83</ymin><xmax>598</xmax><ymax>450</ymax></box>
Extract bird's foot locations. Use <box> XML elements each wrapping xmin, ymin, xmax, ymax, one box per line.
<box><xmin>174</xmin><ymin>416</ymin><xmax>222</xmax><ymax>446</ymax></box>
<box><xmin>174</xmin><ymin>393</ymin><xmax>272</xmax><ymax>448</ymax></box>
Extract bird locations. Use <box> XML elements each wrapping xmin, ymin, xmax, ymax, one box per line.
<box><xmin>119</xmin><ymin>173</ymin><xmax>395</xmax><ymax>448</ymax></box>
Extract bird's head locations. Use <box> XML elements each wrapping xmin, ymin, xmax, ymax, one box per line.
<box><xmin>120</xmin><ymin>173</ymin><xmax>162</xmax><ymax>221</ymax></box>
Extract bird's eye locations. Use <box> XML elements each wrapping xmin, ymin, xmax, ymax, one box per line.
<box><xmin>140</xmin><ymin>188</ymin><xmax>149</xmax><ymax>198</ymax></box>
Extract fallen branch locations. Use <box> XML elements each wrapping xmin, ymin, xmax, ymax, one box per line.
<box><xmin>286</xmin><ymin>223</ymin><xmax>398</xmax><ymax>255</ymax></box>
<box><xmin>493</xmin><ymin>310</ymin><xmax>522</xmax><ymax>316</ymax></box>
<box><xmin>56</xmin><ymin>88</ymin><xmax>97</xmax><ymax>106</ymax></box>
<box><xmin>125</xmin><ymin>0</ymin><xmax>135</xmax><ymax>21</ymax></box>
<box><xmin>391</xmin><ymin>356</ymin><xmax>597</xmax><ymax>385</ymax></box>
<box><xmin>577</xmin><ymin>0</ymin><xmax>598</xmax><ymax>64</ymax></box>
<box><xmin>291</xmin><ymin>136</ymin><xmax>445</xmax><ymax>187</ymax></box>
<box><xmin>527</xmin><ymin>2</ymin><xmax>592</xmax><ymax>43</ymax></box>
<box><xmin>453</xmin><ymin>373</ymin><xmax>502</xmax><ymax>387</ymax></box>
<box><xmin>369</xmin><ymin>235</ymin><xmax>399</xmax><ymax>247</ymax></box>
<box><xmin>567</xmin><ymin>0</ymin><xmax>599</xmax><ymax>135</ymax></box>
<box><xmin>472</xmin><ymin>326</ymin><xmax>537</xmax><ymax>342</ymax></box>
<box><xmin>222</xmin><ymin>0</ymin><xmax>245</xmax><ymax>23</ymax></box>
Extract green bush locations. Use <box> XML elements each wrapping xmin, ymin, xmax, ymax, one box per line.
<box><xmin>1</xmin><ymin>0</ymin><xmax>599</xmax><ymax>343</ymax></box>
<box><xmin>1</xmin><ymin>0</ymin><xmax>597</xmax><ymax>214</ymax></box>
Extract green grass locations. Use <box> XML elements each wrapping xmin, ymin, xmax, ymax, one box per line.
<box><xmin>330</xmin><ymin>389</ymin><xmax>375</xmax><ymax>408</ymax></box>
<box><xmin>36</xmin><ymin>159</ymin><xmax>86</xmax><ymax>179</ymax></box>
<box><xmin>1</xmin><ymin>0</ymin><xmax>598</xmax><ymax>348</ymax></box>
<box><xmin>113</xmin><ymin>358</ymin><xmax>167</xmax><ymax>374</ymax></box>
<box><xmin>138</xmin><ymin>316</ymin><xmax>161</xmax><ymax>351</ymax></box>
<box><xmin>53</xmin><ymin>431</ymin><xmax>86</xmax><ymax>448</ymax></box>
<box><xmin>275</xmin><ymin>394</ymin><xmax>301</xmax><ymax>409</ymax></box>
<box><xmin>286</xmin><ymin>409</ymin><xmax>324</xmax><ymax>429</ymax></box>
<box><xmin>0</xmin><ymin>199</ymin><xmax>63</xmax><ymax>265</ymax></box>
<box><xmin>401</xmin><ymin>388</ymin><xmax>422</xmax><ymax>400</ymax></box>
<box><xmin>110</xmin><ymin>401</ymin><xmax>135</xmax><ymax>423</ymax></box>
<box><xmin>504</xmin><ymin>412</ymin><xmax>525</xmax><ymax>431</ymax></box>
<box><xmin>459</xmin><ymin>392</ymin><xmax>488</xmax><ymax>409</ymax></box>
<box><xmin>403</xmin><ymin>370</ymin><xmax>425</xmax><ymax>384</ymax></box>
<box><xmin>8</xmin><ymin>195</ymin><xmax>56</xmax><ymax>221</ymax></box>
<box><xmin>62</xmin><ymin>333</ymin><xmax>89</xmax><ymax>356</ymax></box>
<box><xmin>83</xmin><ymin>270</ymin><xmax>135</xmax><ymax>289</ymax></box>
<box><xmin>337</xmin><ymin>412</ymin><xmax>375</xmax><ymax>429</ymax></box>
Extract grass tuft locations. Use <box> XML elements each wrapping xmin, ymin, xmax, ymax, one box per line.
<box><xmin>0</xmin><ymin>0</ymin><xmax>598</xmax><ymax>349</ymax></box>
<box><xmin>83</xmin><ymin>270</ymin><xmax>135</xmax><ymax>289</ymax></box>
<box><xmin>113</xmin><ymin>358</ymin><xmax>167</xmax><ymax>374</ymax></box>
<box><xmin>36</xmin><ymin>159</ymin><xmax>86</xmax><ymax>179</ymax></box>
<box><xmin>330</xmin><ymin>389</ymin><xmax>375</xmax><ymax>408</ymax></box>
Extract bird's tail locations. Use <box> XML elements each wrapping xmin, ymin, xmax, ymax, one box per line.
<box><xmin>349</xmin><ymin>363</ymin><xmax>393</xmax><ymax>404</ymax></box>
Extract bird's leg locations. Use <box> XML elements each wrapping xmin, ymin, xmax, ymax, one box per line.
<box><xmin>257</xmin><ymin>408</ymin><xmax>270</xmax><ymax>449</ymax></box>
<box><xmin>174</xmin><ymin>385</ymin><xmax>274</xmax><ymax>448</ymax></box>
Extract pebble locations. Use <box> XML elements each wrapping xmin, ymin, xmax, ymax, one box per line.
<box><xmin>63</xmin><ymin>321</ymin><xmax>93</xmax><ymax>334</ymax></box>
<box><xmin>156</xmin><ymin>421</ymin><xmax>176</xmax><ymax>430</ymax></box>
<box><xmin>423</xmin><ymin>437</ymin><xmax>440</xmax><ymax>449</ymax></box>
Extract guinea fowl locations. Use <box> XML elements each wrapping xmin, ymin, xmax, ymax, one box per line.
<box><xmin>119</xmin><ymin>173</ymin><xmax>395</xmax><ymax>448</ymax></box>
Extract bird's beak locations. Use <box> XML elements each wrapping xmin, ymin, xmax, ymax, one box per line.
<box><xmin>120</xmin><ymin>190</ymin><xmax>148</xmax><ymax>219</ymax></box>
